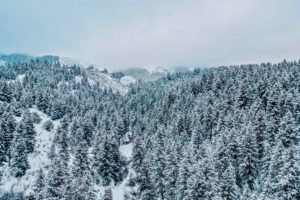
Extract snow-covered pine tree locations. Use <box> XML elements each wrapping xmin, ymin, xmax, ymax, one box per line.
<box><xmin>93</xmin><ymin>129</ymin><xmax>124</xmax><ymax>186</ymax></box>
<box><xmin>33</xmin><ymin>169</ymin><xmax>45</xmax><ymax>200</ymax></box>
<box><xmin>69</xmin><ymin>127</ymin><xmax>96</xmax><ymax>199</ymax></box>
<box><xmin>44</xmin><ymin>149</ymin><xmax>69</xmax><ymax>199</ymax></box>
<box><xmin>149</xmin><ymin>125</ymin><xmax>166</xmax><ymax>199</ymax></box>
<box><xmin>132</xmin><ymin>133</ymin><xmax>144</xmax><ymax>174</ymax></box>
<box><xmin>9</xmin><ymin>131</ymin><xmax>29</xmax><ymax>177</ymax></box>
<box><xmin>103</xmin><ymin>187</ymin><xmax>113</xmax><ymax>200</ymax></box>
<box><xmin>239</xmin><ymin>125</ymin><xmax>258</xmax><ymax>191</ymax></box>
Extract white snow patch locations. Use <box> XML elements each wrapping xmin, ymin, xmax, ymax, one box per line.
<box><xmin>71</xmin><ymin>73</ymin><xmax>129</xmax><ymax>95</ymax></box>
<box><xmin>112</xmin><ymin>143</ymin><xmax>133</xmax><ymax>200</ymax></box>
<box><xmin>86</xmin><ymin>72</ymin><xmax>129</xmax><ymax>95</ymax></box>
<box><xmin>74</xmin><ymin>75</ymin><xmax>83</xmax><ymax>83</ymax></box>
<box><xmin>7</xmin><ymin>74</ymin><xmax>26</xmax><ymax>84</ymax></box>
<box><xmin>17</xmin><ymin>74</ymin><xmax>25</xmax><ymax>83</ymax></box>
<box><xmin>59</xmin><ymin>59</ymin><xmax>129</xmax><ymax>95</ymax></box>
<box><xmin>96</xmin><ymin>143</ymin><xmax>134</xmax><ymax>200</ymax></box>
<box><xmin>120</xmin><ymin>76</ymin><xmax>136</xmax><ymax>86</ymax></box>
<box><xmin>111</xmin><ymin>143</ymin><xmax>134</xmax><ymax>200</ymax></box>
<box><xmin>119</xmin><ymin>143</ymin><xmax>133</xmax><ymax>159</ymax></box>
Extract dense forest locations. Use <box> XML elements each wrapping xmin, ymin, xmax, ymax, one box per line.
<box><xmin>0</xmin><ymin>58</ymin><xmax>299</xmax><ymax>199</ymax></box>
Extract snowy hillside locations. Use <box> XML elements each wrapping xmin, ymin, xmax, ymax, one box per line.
<box><xmin>0</xmin><ymin>60</ymin><xmax>136</xmax><ymax>199</ymax></box>
<box><xmin>1</xmin><ymin>59</ymin><xmax>300</xmax><ymax>200</ymax></box>
<box><xmin>60</xmin><ymin>57</ymin><xmax>130</xmax><ymax>94</ymax></box>
<box><xmin>0</xmin><ymin>54</ymin><xmax>129</xmax><ymax>94</ymax></box>
<box><xmin>0</xmin><ymin>107</ymin><xmax>133</xmax><ymax>199</ymax></box>
<box><xmin>0</xmin><ymin>110</ymin><xmax>133</xmax><ymax>199</ymax></box>
<box><xmin>0</xmin><ymin>108</ymin><xmax>60</xmax><ymax>196</ymax></box>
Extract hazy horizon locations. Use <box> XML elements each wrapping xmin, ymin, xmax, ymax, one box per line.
<box><xmin>1</xmin><ymin>0</ymin><xmax>300</xmax><ymax>70</ymax></box>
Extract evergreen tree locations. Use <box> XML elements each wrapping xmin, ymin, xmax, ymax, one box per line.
<box><xmin>219</xmin><ymin>163</ymin><xmax>239</xmax><ymax>200</ymax></box>
<box><xmin>265</xmin><ymin>83</ymin><xmax>281</xmax><ymax>147</ymax></box>
<box><xmin>9</xmin><ymin>132</ymin><xmax>29</xmax><ymax>177</ymax></box>
<box><xmin>187</xmin><ymin>155</ymin><xmax>221</xmax><ymax>200</ymax></box>
<box><xmin>163</xmin><ymin>142</ymin><xmax>178</xmax><ymax>200</ymax></box>
<box><xmin>35</xmin><ymin>91</ymin><xmax>49</xmax><ymax>113</ymax></box>
<box><xmin>176</xmin><ymin>150</ymin><xmax>191</xmax><ymax>200</ymax></box>
<box><xmin>115</xmin><ymin>114</ymin><xmax>126</xmax><ymax>144</ymax></box>
<box><xmin>33</xmin><ymin>169</ymin><xmax>45</xmax><ymax>200</ymax></box>
<box><xmin>132</xmin><ymin>134</ymin><xmax>144</xmax><ymax>174</ymax></box>
<box><xmin>236</xmin><ymin>78</ymin><xmax>252</xmax><ymax>109</ymax></box>
<box><xmin>239</xmin><ymin>126</ymin><xmax>258</xmax><ymax>191</ymax></box>
<box><xmin>0</xmin><ymin>126</ymin><xmax>7</xmax><ymax>165</ymax></box>
<box><xmin>103</xmin><ymin>187</ymin><xmax>113</xmax><ymax>200</ymax></box>
<box><xmin>262</xmin><ymin>143</ymin><xmax>285</xmax><ymax>199</ymax></box>
<box><xmin>69</xmin><ymin>128</ymin><xmax>96</xmax><ymax>200</ymax></box>
<box><xmin>150</xmin><ymin>126</ymin><xmax>166</xmax><ymax>200</ymax></box>
<box><xmin>44</xmin><ymin>153</ymin><xmax>69</xmax><ymax>200</ymax></box>
<box><xmin>93</xmin><ymin>130</ymin><xmax>123</xmax><ymax>186</ymax></box>
<box><xmin>0</xmin><ymin>111</ymin><xmax>16</xmax><ymax>164</ymax></box>
<box><xmin>273</xmin><ymin>146</ymin><xmax>300</xmax><ymax>200</ymax></box>
<box><xmin>51</xmin><ymin>101</ymin><xmax>65</xmax><ymax>120</ymax></box>
<box><xmin>278</xmin><ymin>110</ymin><xmax>298</xmax><ymax>149</ymax></box>
<box><xmin>16</xmin><ymin>113</ymin><xmax>36</xmax><ymax>154</ymax></box>
<box><xmin>252</xmin><ymin>105</ymin><xmax>265</xmax><ymax>163</ymax></box>
<box><xmin>56</xmin><ymin>126</ymin><xmax>69</xmax><ymax>163</ymax></box>
<box><xmin>138</xmin><ymin>161</ymin><xmax>154</xmax><ymax>200</ymax></box>
<box><xmin>36</xmin><ymin>91</ymin><xmax>49</xmax><ymax>113</ymax></box>
<box><xmin>187</xmin><ymin>161</ymin><xmax>207</xmax><ymax>200</ymax></box>
<box><xmin>81</xmin><ymin>117</ymin><xmax>95</xmax><ymax>146</ymax></box>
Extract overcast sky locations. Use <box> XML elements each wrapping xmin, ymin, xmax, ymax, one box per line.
<box><xmin>0</xmin><ymin>0</ymin><xmax>299</xmax><ymax>70</ymax></box>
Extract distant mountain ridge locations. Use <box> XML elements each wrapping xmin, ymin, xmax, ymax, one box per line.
<box><xmin>0</xmin><ymin>54</ymin><xmax>133</xmax><ymax>95</ymax></box>
<box><xmin>0</xmin><ymin>54</ymin><xmax>191</xmax><ymax>87</ymax></box>
<box><xmin>0</xmin><ymin>53</ymin><xmax>34</xmax><ymax>63</ymax></box>
<box><xmin>120</xmin><ymin>66</ymin><xmax>191</xmax><ymax>82</ymax></box>
<box><xmin>0</xmin><ymin>54</ymin><xmax>59</xmax><ymax>64</ymax></box>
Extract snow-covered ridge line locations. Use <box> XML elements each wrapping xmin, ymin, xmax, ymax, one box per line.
<box><xmin>59</xmin><ymin>57</ymin><xmax>131</xmax><ymax>95</ymax></box>
<box><xmin>59</xmin><ymin>57</ymin><xmax>104</xmax><ymax>71</ymax></box>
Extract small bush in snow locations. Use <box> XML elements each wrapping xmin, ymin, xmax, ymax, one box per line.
<box><xmin>43</xmin><ymin>120</ymin><xmax>54</xmax><ymax>131</ymax></box>
<box><xmin>31</xmin><ymin>112</ymin><xmax>41</xmax><ymax>124</ymax></box>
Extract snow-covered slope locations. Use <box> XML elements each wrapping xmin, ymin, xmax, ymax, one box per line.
<box><xmin>71</xmin><ymin>71</ymin><xmax>129</xmax><ymax>95</ymax></box>
<box><xmin>0</xmin><ymin>107</ymin><xmax>133</xmax><ymax>199</ymax></box>
<box><xmin>88</xmin><ymin>71</ymin><xmax>129</xmax><ymax>95</ymax></box>
<box><xmin>0</xmin><ymin>108</ymin><xmax>60</xmax><ymax>196</ymax></box>
<box><xmin>59</xmin><ymin>57</ymin><xmax>130</xmax><ymax>95</ymax></box>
